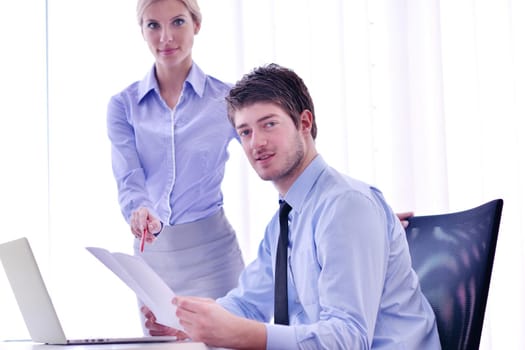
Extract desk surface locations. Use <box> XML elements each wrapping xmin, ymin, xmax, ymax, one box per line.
<box><xmin>0</xmin><ymin>341</ymin><xmax>211</xmax><ymax>350</ymax></box>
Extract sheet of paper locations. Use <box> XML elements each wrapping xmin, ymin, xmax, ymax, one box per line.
<box><xmin>86</xmin><ymin>247</ymin><xmax>181</xmax><ymax>330</ymax></box>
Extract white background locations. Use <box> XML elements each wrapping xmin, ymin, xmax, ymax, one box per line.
<box><xmin>1</xmin><ymin>1</ymin><xmax>524</xmax><ymax>348</ymax></box>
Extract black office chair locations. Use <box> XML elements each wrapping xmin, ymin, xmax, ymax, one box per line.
<box><xmin>405</xmin><ymin>199</ymin><xmax>503</xmax><ymax>350</ymax></box>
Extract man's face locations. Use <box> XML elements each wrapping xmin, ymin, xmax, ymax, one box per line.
<box><xmin>233</xmin><ymin>102</ymin><xmax>307</xmax><ymax>191</ymax></box>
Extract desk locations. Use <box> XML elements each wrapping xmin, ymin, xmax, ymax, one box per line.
<box><xmin>0</xmin><ymin>341</ymin><xmax>211</xmax><ymax>350</ymax></box>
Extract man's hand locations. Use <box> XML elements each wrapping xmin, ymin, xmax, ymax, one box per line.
<box><xmin>141</xmin><ymin>306</ymin><xmax>188</xmax><ymax>339</ymax></box>
<box><xmin>174</xmin><ymin>296</ymin><xmax>267</xmax><ymax>349</ymax></box>
<box><xmin>396</xmin><ymin>212</ymin><xmax>414</xmax><ymax>229</ymax></box>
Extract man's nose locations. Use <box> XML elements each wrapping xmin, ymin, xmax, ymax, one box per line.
<box><xmin>251</xmin><ymin>131</ymin><xmax>267</xmax><ymax>149</ymax></box>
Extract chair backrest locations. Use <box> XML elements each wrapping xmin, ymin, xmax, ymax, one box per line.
<box><xmin>405</xmin><ymin>199</ymin><xmax>503</xmax><ymax>350</ymax></box>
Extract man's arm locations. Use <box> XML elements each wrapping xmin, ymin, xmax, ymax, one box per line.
<box><xmin>142</xmin><ymin>222</ymin><xmax>279</xmax><ymax>346</ymax></box>
<box><xmin>175</xmin><ymin>296</ymin><xmax>267</xmax><ymax>350</ymax></box>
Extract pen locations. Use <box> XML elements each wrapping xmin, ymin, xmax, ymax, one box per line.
<box><xmin>140</xmin><ymin>228</ymin><xmax>146</xmax><ymax>253</ymax></box>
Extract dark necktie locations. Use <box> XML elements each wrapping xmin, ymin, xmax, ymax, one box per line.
<box><xmin>274</xmin><ymin>200</ymin><xmax>292</xmax><ymax>325</ymax></box>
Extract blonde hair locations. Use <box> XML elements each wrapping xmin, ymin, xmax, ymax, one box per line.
<box><xmin>136</xmin><ymin>0</ymin><xmax>202</xmax><ymax>26</ymax></box>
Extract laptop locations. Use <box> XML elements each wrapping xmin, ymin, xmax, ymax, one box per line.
<box><xmin>0</xmin><ymin>237</ymin><xmax>182</xmax><ymax>345</ymax></box>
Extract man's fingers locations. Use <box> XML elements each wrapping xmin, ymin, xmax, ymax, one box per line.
<box><xmin>174</xmin><ymin>295</ymin><xmax>214</xmax><ymax>306</ymax></box>
<box><xmin>141</xmin><ymin>306</ymin><xmax>156</xmax><ymax>321</ymax></box>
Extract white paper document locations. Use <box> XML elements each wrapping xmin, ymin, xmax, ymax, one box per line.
<box><xmin>86</xmin><ymin>247</ymin><xmax>181</xmax><ymax>330</ymax></box>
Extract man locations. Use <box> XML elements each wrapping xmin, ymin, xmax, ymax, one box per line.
<box><xmin>144</xmin><ymin>64</ymin><xmax>441</xmax><ymax>349</ymax></box>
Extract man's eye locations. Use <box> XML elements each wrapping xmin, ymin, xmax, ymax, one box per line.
<box><xmin>265</xmin><ymin>121</ymin><xmax>276</xmax><ymax>128</ymax></box>
<box><xmin>239</xmin><ymin>130</ymin><xmax>250</xmax><ymax>137</ymax></box>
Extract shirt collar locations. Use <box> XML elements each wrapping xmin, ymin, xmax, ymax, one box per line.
<box><xmin>281</xmin><ymin>155</ymin><xmax>327</xmax><ymax>214</ymax></box>
<box><xmin>137</xmin><ymin>61</ymin><xmax>206</xmax><ymax>103</ymax></box>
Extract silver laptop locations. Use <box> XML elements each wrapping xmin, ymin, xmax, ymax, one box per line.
<box><xmin>0</xmin><ymin>237</ymin><xmax>181</xmax><ymax>345</ymax></box>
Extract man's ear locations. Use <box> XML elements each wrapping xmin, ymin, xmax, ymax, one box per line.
<box><xmin>299</xmin><ymin>110</ymin><xmax>314</xmax><ymax>135</ymax></box>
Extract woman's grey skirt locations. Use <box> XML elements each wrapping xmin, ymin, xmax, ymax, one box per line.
<box><xmin>133</xmin><ymin>209</ymin><xmax>244</xmax><ymax>331</ymax></box>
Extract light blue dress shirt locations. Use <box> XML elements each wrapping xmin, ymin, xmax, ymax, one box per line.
<box><xmin>218</xmin><ymin>156</ymin><xmax>441</xmax><ymax>349</ymax></box>
<box><xmin>107</xmin><ymin>63</ymin><xmax>236</xmax><ymax>225</ymax></box>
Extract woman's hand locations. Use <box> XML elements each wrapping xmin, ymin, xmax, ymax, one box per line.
<box><xmin>130</xmin><ymin>207</ymin><xmax>162</xmax><ymax>243</ymax></box>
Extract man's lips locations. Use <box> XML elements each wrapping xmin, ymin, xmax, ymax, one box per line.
<box><xmin>254</xmin><ymin>152</ymin><xmax>274</xmax><ymax>163</ymax></box>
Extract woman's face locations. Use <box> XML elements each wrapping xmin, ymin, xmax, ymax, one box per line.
<box><xmin>141</xmin><ymin>0</ymin><xmax>200</xmax><ymax>69</ymax></box>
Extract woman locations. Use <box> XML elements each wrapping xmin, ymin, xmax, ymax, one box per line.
<box><xmin>106</xmin><ymin>0</ymin><xmax>244</xmax><ymax>326</ymax></box>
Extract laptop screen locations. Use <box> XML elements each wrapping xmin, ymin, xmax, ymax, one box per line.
<box><xmin>0</xmin><ymin>237</ymin><xmax>183</xmax><ymax>345</ymax></box>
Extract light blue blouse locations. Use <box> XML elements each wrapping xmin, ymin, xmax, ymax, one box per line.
<box><xmin>218</xmin><ymin>156</ymin><xmax>441</xmax><ymax>349</ymax></box>
<box><xmin>107</xmin><ymin>63</ymin><xmax>236</xmax><ymax>225</ymax></box>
